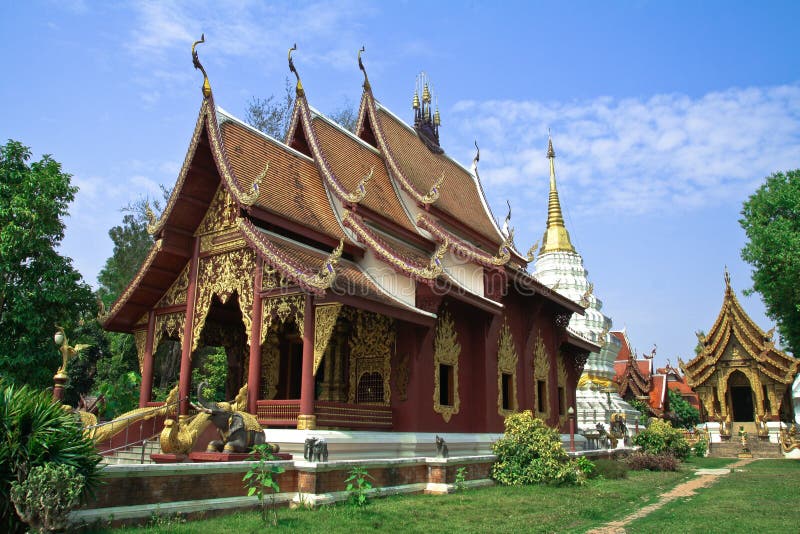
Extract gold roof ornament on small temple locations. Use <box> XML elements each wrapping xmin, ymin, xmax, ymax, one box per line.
<box><xmin>413</xmin><ymin>91</ymin><xmax>420</xmax><ymax>109</ymax></box>
<box><xmin>434</xmin><ymin>106</ymin><xmax>441</xmax><ymax>126</ymax></box>
<box><xmin>540</xmin><ymin>133</ymin><xmax>576</xmax><ymax>254</ymax></box>
<box><xmin>288</xmin><ymin>43</ymin><xmax>304</xmax><ymax>95</ymax></box>
<box><xmin>191</xmin><ymin>33</ymin><xmax>212</xmax><ymax>98</ymax></box>
<box><xmin>422</xmin><ymin>82</ymin><xmax>431</xmax><ymax>103</ymax></box>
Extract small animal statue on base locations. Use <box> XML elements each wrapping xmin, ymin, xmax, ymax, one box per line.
<box><xmin>435</xmin><ymin>435</ymin><xmax>449</xmax><ymax>458</ymax></box>
<box><xmin>303</xmin><ymin>437</ymin><xmax>329</xmax><ymax>462</ymax></box>
<box><xmin>192</xmin><ymin>382</ymin><xmax>266</xmax><ymax>453</ymax></box>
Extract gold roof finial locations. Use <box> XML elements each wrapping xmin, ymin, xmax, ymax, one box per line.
<box><xmin>191</xmin><ymin>34</ymin><xmax>212</xmax><ymax>98</ymax></box>
<box><xmin>422</xmin><ymin>82</ymin><xmax>431</xmax><ymax>103</ymax></box>
<box><xmin>540</xmin><ymin>132</ymin><xmax>576</xmax><ymax>254</ymax></box>
<box><xmin>288</xmin><ymin>43</ymin><xmax>304</xmax><ymax>95</ymax></box>
<box><xmin>413</xmin><ymin>91</ymin><xmax>420</xmax><ymax>109</ymax></box>
<box><xmin>434</xmin><ymin>106</ymin><xmax>441</xmax><ymax>126</ymax></box>
<box><xmin>358</xmin><ymin>45</ymin><xmax>370</xmax><ymax>90</ymax></box>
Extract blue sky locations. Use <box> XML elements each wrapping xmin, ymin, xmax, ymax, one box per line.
<box><xmin>2</xmin><ymin>1</ymin><xmax>799</xmax><ymax>366</ymax></box>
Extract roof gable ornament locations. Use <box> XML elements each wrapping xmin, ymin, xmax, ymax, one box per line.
<box><xmin>525</xmin><ymin>240</ymin><xmax>539</xmax><ymax>262</ymax></box>
<box><xmin>358</xmin><ymin>46</ymin><xmax>370</xmax><ymax>90</ymax></box>
<box><xmin>241</xmin><ymin>162</ymin><xmax>269</xmax><ymax>207</ymax></box>
<box><xmin>288</xmin><ymin>43</ymin><xmax>303</xmax><ymax>96</ymax></box>
<box><xmin>144</xmin><ymin>200</ymin><xmax>160</xmax><ymax>236</ymax></box>
<box><xmin>191</xmin><ymin>34</ymin><xmax>212</xmax><ymax>98</ymax></box>
<box><xmin>413</xmin><ymin>72</ymin><xmax>443</xmax><ymax>154</ymax></box>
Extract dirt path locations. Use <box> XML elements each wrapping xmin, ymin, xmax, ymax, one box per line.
<box><xmin>586</xmin><ymin>458</ymin><xmax>754</xmax><ymax>534</ymax></box>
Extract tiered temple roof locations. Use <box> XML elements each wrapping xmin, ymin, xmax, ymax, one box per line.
<box><xmin>104</xmin><ymin>44</ymin><xmax>587</xmax><ymax>338</ymax></box>
<box><xmin>612</xmin><ymin>330</ymin><xmax>668</xmax><ymax>416</ymax></box>
<box><xmin>679</xmin><ymin>270</ymin><xmax>797</xmax><ymax>389</ymax></box>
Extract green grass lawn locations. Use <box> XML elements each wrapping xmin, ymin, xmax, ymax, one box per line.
<box><xmin>94</xmin><ymin>469</ymin><xmax>686</xmax><ymax>534</ymax></box>
<box><xmin>626</xmin><ymin>459</ymin><xmax>800</xmax><ymax>533</ymax></box>
<box><xmin>85</xmin><ymin>457</ymin><xmax>796</xmax><ymax>534</ymax></box>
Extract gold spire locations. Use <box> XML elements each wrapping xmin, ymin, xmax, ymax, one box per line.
<box><xmin>413</xmin><ymin>91</ymin><xmax>420</xmax><ymax>109</ymax></box>
<box><xmin>422</xmin><ymin>83</ymin><xmax>431</xmax><ymax>103</ymax></box>
<box><xmin>540</xmin><ymin>135</ymin><xmax>576</xmax><ymax>254</ymax></box>
<box><xmin>434</xmin><ymin>106</ymin><xmax>441</xmax><ymax>126</ymax></box>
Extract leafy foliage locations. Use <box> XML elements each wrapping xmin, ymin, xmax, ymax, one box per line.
<box><xmin>191</xmin><ymin>347</ymin><xmax>228</xmax><ymax>403</ymax></box>
<box><xmin>633</xmin><ymin>419</ymin><xmax>691</xmax><ymax>460</ymax></box>
<box><xmin>667</xmin><ymin>389</ymin><xmax>700</xmax><ymax>429</ymax></box>
<box><xmin>628</xmin><ymin>398</ymin><xmax>650</xmax><ymax>426</ymax></box>
<box><xmin>453</xmin><ymin>466</ymin><xmax>468</xmax><ymax>493</ymax></box>
<box><xmin>243</xmin><ymin>444</ymin><xmax>284</xmax><ymax>526</ymax></box>
<box><xmin>740</xmin><ymin>169</ymin><xmax>800</xmax><ymax>355</ymax></box>
<box><xmin>692</xmin><ymin>438</ymin><xmax>708</xmax><ymax>457</ymax></box>
<box><xmin>491</xmin><ymin>410</ymin><xmax>584</xmax><ymax>486</ymax></box>
<box><xmin>328</xmin><ymin>98</ymin><xmax>358</xmax><ymax>133</ymax></box>
<box><xmin>10</xmin><ymin>463</ymin><xmax>85</xmax><ymax>533</ymax></box>
<box><xmin>345</xmin><ymin>466</ymin><xmax>374</xmax><ymax>507</ymax></box>
<box><xmin>0</xmin><ymin>381</ymin><xmax>102</xmax><ymax>533</ymax></box>
<box><xmin>0</xmin><ymin>140</ymin><xmax>95</xmax><ymax>388</ymax></box>
<box><xmin>625</xmin><ymin>451</ymin><xmax>680</xmax><ymax>472</ymax></box>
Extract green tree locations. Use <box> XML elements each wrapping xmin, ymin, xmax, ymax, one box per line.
<box><xmin>0</xmin><ymin>140</ymin><xmax>94</xmax><ymax>388</ymax></box>
<box><xmin>667</xmin><ymin>389</ymin><xmax>700</xmax><ymax>429</ymax></box>
<box><xmin>740</xmin><ymin>169</ymin><xmax>800</xmax><ymax>355</ymax></box>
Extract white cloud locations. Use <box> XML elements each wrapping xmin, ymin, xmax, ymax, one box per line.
<box><xmin>448</xmin><ymin>84</ymin><xmax>800</xmax><ymax>216</ymax></box>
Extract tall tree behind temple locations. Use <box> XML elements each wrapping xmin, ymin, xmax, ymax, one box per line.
<box><xmin>0</xmin><ymin>140</ymin><xmax>94</xmax><ymax>388</ymax></box>
<box><xmin>245</xmin><ymin>78</ymin><xmax>358</xmax><ymax>138</ymax></box>
<box><xmin>740</xmin><ymin>169</ymin><xmax>800</xmax><ymax>356</ymax></box>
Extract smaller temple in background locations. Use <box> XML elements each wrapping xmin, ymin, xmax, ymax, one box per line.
<box><xmin>612</xmin><ymin>330</ymin><xmax>669</xmax><ymax>418</ymax></box>
<box><xmin>657</xmin><ymin>363</ymin><xmax>701</xmax><ymax>418</ymax></box>
<box><xmin>680</xmin><ymin>269</ymin><xmax>798</xmax><ymax>442</ymax></box>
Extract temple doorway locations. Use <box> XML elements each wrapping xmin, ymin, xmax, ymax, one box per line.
<box><xmin>193</xmin><ymin>293</ymin><xmax>248</xmax><ymax>401</ymax></box>
<box><xmin>728</xmin><ymin>371</ymin><xmax>755</xmax><ymax>422</ymax></box>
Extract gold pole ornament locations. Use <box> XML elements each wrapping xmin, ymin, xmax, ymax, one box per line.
<box><xmin>192</xmin><ymin>33</ymin><xmax>212</xmax><ymax>98</ymax></box>
<box><xmin>54</xmin><ymin>326</ymin><xmax>90</xmax><ymax>379</ymax></box>
<box><xmin>288</xmin><ymin>44</ymin><xmax>303</xmax><ymax>95</ymax></box>
<box><xmin>358</xmin><ymin>45</ymin><xmax>370</xmax><ymax>90</ymax></box>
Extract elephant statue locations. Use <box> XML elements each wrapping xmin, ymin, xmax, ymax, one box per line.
<box><xmin>192</xmin><ymin>382</ymin><xmax>267</xmax><ymax>454</ymax></box>
<box><xmin>303</xmin><ymin>437</ymin><xmax>329</xmax><ymax>462</ymax></box>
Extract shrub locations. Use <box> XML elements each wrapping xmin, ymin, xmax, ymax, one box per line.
<box><xmin>625</xmin><ymin>452</ymin><xmax>679</xmax><ymax>472</ymax></box>
<box><xmin>588</xmin><ymin>459</ymin><xmax>628</xmax><ymax>480</ymax></box>
<box><xmin>575</xmin><ymin>456</ymin><xmax>595</xmax><ymax>477</ymax></box>
<box><xmin>10</xmin><ymin>463</ymin><xmax>85</xmax><ymax>533</ymax></box>
<box><xmin>345</xmin><ymin>466</ymin><xmax>374</xmax><ymax>507</ymax></box>
<box><xmin>0</xmin><ymin>382</ymin><xmax>102</xmax><ymax>533</ymax></box>
<box><xmin>692</xmin><ymin>438</ymin><xmax>708</xmax><ymax>457</ymax></box>
<box><xmin>491</xmin><ymin>410</ymin><xmax>584</xmax><ymax>486</ymax></box>
<box><xmin>633</xmin><ymin>419</ymin><xmax>691</xmax><ymax>460</ymax></box>
<box><xmin>243</xmin><ymin>444</ymin><xmax>284</xmax><ymax>526</ymax></box>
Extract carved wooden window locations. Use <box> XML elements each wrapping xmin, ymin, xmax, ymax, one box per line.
<box><xmin>497</xmin><ymin>321</ymin><xmax>518</xmax><ymax>417</ymax></box>
<box><xmin>347</xmin><ymin>311</ymin><xmax>394</xmax><ymax>406</ymax></box>
<box><xmin>433</xmin><ymin>310</ymin><xmax>461</xmax><ymax>422</ymax></box>
<box><xmin>557</xmin><ymin>387</ymin><xmax>565</xmax><ymax>416</ymax></box>
<box><xmin>533</xmin><ymin>333</ymin><xmax>550</xmax><ymax>420</ymax></box>
<box><xmin>557</xmin><ymin>354</ymin><xmax>569</xmax><ymax>426</ymax></box>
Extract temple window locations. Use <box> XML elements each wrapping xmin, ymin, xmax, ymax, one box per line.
<box><xmin>439</xmin><ymin>364</ymin><xmax>454</xmax><ymax>406</ymax></box>
<box><xmin>537</xmin><ymin>380</ymin><xmax>547</xmax><ymax>413</ymax></box>
<box><xmin>433</xmin><ymin>310</ymin><xmax>461</xmax><ymax>422</ymax></box>
<box><xmin>762</xmin><ymin>385</ymin><xmax>771</xmax><ymax>413</ymax></box>
<box><xmin>356</xmin><ymin>372</ymin><xmax>385</xmax><ymax>404</ymax></box>
<box><xmin>557</xmin><ymin>386</ymin><xmax>565</xmax><ymax>416</ymax></box>
<box><xmin>501</xmin><ymin>373</ymin><xmax>512</xmax><ymax>411</ymax></box>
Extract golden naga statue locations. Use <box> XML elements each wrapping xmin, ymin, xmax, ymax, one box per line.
<box><xmin>780</xmin><ymin>423</ymin><xmax>800</xmax><ymax>453</ymax></box>
<box><xmin>86</xmin><ymin>386</ymin><xmax>180</xmax><ymax>443</ymax></box>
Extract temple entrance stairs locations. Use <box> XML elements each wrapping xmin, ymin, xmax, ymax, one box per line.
<box><xmin>101</xmin><ymin>441</ymin><xmax>161</xmax><ymax>465</ymax></box>
<box><xmin>709</xmin><ymin>424</ymin><xmax>783</xmax><ymax>459</ymax></box>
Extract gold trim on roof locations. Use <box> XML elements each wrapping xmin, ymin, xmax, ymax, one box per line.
<box><xmin>240</xmin><ymin>162</ymin><xmax>268</xmax><ymax>206</ymax></box>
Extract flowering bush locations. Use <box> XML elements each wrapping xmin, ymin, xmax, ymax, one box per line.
<box><xmin>491</xmin><ymin>411</ymin><xmax>584</xmax><ymax>486</ymax></box>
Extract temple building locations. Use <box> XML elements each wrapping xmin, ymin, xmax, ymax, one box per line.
<box><xmin>102</xmin><ymin>43</ymin><xmax>599</xmax><ymax>434</ymax></box>
<box><xmin>612</xmin><ymin>330</ymin><xmax>669</xmax><ymax>419</ymax></box>
<box><xmin>680</xmin><ymin>270</ymin><xmax>798</xmax><ymax>440</ymax></box>
<box><xmin>532</xmin><ymin>139</ymin><xmax>639</xmax><ymax>433</ymax></box>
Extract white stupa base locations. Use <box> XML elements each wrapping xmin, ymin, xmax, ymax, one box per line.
<box><xmin>575</xmin><ymin>387</ymin><xmax>642</xmax><ymax>434</ymax></box>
